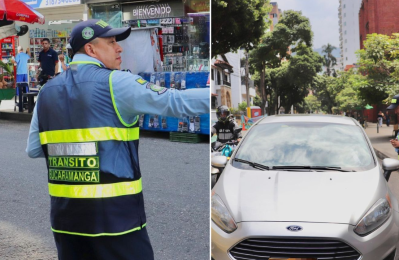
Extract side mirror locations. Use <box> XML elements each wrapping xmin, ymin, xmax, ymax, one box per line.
<box><xmin>211</xmin><ymin>155</ymin><xmax>227</xmax><ymax>168</ymax></box>
<box><xmin>211</xmin><ymin>167</ymin><xmax>220</xmax><ymax>174</ymax></box>
<box><xmin>382</xmin><ymin>158</ymin><xmax>399</xmax><ymax>181</ymax></box>
<box><xmin>234</xmin><ymin>128</ymin><xmax>242</xmax><ymax>135</ymax></box>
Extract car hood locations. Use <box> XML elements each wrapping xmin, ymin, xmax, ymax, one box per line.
<box><xmin>214</xmin><ymin>164</ymin><xmax>387</xmax><ymax>225</ymax></box>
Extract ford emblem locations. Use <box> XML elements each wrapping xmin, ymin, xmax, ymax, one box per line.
<box><xmin>287</xmin><ymin>225</ymin><xmax>303</xmax><ymax>232</ymax></box>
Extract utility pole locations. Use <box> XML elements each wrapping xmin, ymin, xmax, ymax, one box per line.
<box><xmin>245</xmin><ymin>50</ymin><xmax>251</xmax><ymax>118</ymax></box>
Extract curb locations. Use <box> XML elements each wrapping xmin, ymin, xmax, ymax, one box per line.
<box><xmin>0</xmin><ymin>111</ymin><xmax>32</xmax><ymax>122</ymax></box>
<box><xmin>374</xmin><ymin>148</ymin><xmax>390</xmax><ymax>160</ymax></box>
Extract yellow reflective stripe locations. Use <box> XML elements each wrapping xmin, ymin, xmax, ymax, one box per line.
<box><xmin>392</xmin><ymin>99</ymin><xmax>397</xmax><ymax>104</ymax></box>
<box><xmin>39</xmin><ymin>127</ymin><xmax>139</xmax><ymax>144</ymax></box>
<box><xmin>109</xmin><ymin>70</ymin><xmax>139</xmax><ymax>127</ymax></box>
<box><xmin>51</xmin><ymin>223</ymin><xmax>147</xmax><ymax>237</ymax></box>
<box><xmin>48</xmin><ymin>178</ymin><xmax>142</xmax><ymax>198</ymax></box>
<box><xmin>69</xmin><ymin>61</ymin><xmax>101</xmax><ymax>67</ymax></box>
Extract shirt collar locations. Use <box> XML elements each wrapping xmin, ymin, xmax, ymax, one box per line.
<box><xmin>72</xmin><ymin>54</ymin><xmax>105</xmax><ymax>67</ymax></box>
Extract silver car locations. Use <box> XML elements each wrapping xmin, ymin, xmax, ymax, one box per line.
<box><xmin>211</xmin><ymin>115</ymin><xmax>399</xmax><ymax>260</ymax></box>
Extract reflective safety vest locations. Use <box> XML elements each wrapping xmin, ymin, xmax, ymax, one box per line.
<box><xmin>37</xmin><ymin>61</ymin><xmax>146</xmax><ymax>237</ymax></box>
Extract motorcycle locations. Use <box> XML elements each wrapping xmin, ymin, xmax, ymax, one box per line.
<box><xmin>211</xmin><ymin>127</ymin><xmax>242</xmax><ymax>188</ymax></box>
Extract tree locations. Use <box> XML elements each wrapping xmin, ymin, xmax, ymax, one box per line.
<box><xmin>212</xmin><ymin>0</ymin><xmax>271</xmax><ymax>56</ymax></box>
<box><xmin>249</xmin><ymin>10</ymin><xmax>314</xmax><ymax>115</ymax></box>
<box><xmin>357</xmin><ymin>33</ymin><xmax>399</xmax><ymax>104</ymax></box>
<box><xmin>268</xmin><ymin>44</ymin><xmax>323</xmax><ymax>114</ymax></box>
<box><xmin>321</xmin><ymin>43</ymin><xmax>337</xmax><ymax>77</ymax></box>
<box><xmin>304</xmin><ymin>95</ymin><xmax>321</xmax><ymax>113</ymax></box>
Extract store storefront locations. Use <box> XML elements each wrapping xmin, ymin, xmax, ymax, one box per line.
<box><xmin>84</xmin><ymin>0</ymin><xmax>210</xmax><ymax>134</ymax></box>
<box><xmin>15</xmin><ymin>0</ymin><xmax>86</xmax><ymax>85</ymax></box>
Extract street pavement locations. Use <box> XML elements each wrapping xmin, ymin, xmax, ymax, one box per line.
<box><xmin>0</xmin><ymin>119</ymin><xmax>209</xmax><ymax>259</ymax></box>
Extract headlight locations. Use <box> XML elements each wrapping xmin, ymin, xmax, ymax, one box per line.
<box><xmin>354</xmin><ymin>197</ymin><xmax>392</xmax><ymax>236</ymax></box>
<box><xmin>211</xmin><ymin>193</ymin><xmax>237</xmax><ymax>233</ymax></box>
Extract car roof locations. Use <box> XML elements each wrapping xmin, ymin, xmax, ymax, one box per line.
<box><xmin>257</xmin><ymin>114</ymin><xmax>358</xmax><ymax>125</ymax></box>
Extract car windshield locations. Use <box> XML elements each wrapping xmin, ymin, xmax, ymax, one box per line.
<box><xmin>234</xmin><ymin>121</ymin><xmax>375</xmax><ymax>171</ymax></box>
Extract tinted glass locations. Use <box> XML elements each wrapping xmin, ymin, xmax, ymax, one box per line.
<box><xmin>234</xmin><ymin>122</ymin><xmax>375</xmax><ymax>171</ymax></box>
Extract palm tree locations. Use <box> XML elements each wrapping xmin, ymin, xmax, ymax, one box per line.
<box><xmin>322</xmin><ymin>43</ymin><xmax>337</xmax><ymax>77</ymax></box>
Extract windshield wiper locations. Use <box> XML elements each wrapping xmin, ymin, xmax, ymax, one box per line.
<box><xmin>271</xmin><ymin>166</ymin><xmax>355</xmax><ymax>172</ymax></box>
<box><xmin>234</xmin><ymin>158</ymin><xmax>270</xmax><ymax>170</ymax></box>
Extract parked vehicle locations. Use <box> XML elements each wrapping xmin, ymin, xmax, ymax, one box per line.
<box><xmin>212</xmin><ymin>115</ymin><xmax>399</xmax><ymax>260</ymax></box>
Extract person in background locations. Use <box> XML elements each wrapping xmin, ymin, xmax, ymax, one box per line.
<box><xmin>13</xmin><ymin>46</ymin><xmax>31</xmax><ymax>103</ymax></box>
<box><xmin>37</xmin><ymin>38</ymin><xmax>58</xmax><ymax>84</ymax></box>
<box><xmin>386</xmin><ymin>110</ymin><xmax>391</xmax><ymax>127</ymax></box>
<box><xmin>377</xmin><ymin>111</ymin><xmax>384</xmax><ymax>127</ymax></box>
<box><xmin>388</xmin><ymin>96</ymin><xmax>399</xmax><ymax>157</ymax></box>
<box><xmin>57</xmin><ymin>53</ymin><xmax>68</xmax><ymax>74</ymax></box>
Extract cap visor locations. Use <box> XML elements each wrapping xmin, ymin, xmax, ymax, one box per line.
<box><xmin>99</xmin><ymin>27</ymin><xmax>131</xmax><ymax>42</ymax></box>
<box><xmin>387</xmin><ymin>104</ymin><xmax>398</xmax><ymax>110</ymax></box>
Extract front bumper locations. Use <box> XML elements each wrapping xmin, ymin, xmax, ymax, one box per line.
<box><xmin>211</xmin><ymin>215</ymin><xmax>399</xmax><ymax>260</ymax></box>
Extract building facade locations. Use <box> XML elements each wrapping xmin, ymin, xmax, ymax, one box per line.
<box><xmin>359</xmin><ymin>0</ymin><xmax>399</xmax><ymax>49</ymax></box>
<box><xmin>338</xmin><ymin>0</ymin><xmax>361</xmax><ymax>70</ymax></box>
<box><xmin>210</xmin><ymin>51</ymin><xmax>256</xmax><ymax>109</ymax></box>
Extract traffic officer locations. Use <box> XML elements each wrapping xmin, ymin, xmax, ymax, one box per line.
<box><xmin>211</xmin><ymin>105</ymin><xmax>242</xmax><ymax>143</ymax></box>
<box><xmin>388</xmin><ymin>95</ymin><xmax>399</xmax><ymax>157</ymax></box>
<box><xmin>26</xmin><ymin>19</ymin><xmax>209</xmax><ymax>260</ymax></box>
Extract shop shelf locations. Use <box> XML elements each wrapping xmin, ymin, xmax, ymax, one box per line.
<box><xmin>169</xmin><ymin>132</ymin><xmax>208</xmax><ymax>143</ymax></box>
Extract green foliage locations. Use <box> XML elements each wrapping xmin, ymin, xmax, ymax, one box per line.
<box><xmin>238</xmin><ymin>101</ymin><xmax>248</xmax><ymax>111</ymax></box>
<box><xmin>357</xmin><ymin>33</ymin><xmax>399</xmax><ymax>104</ymax></box>
<box><xmin>249</xmin><ymin>10</ymin><xmax>315</xmax><ymax>115</ymax></box>
<box><xmin>229</xmin><ymin>107</ymin><xmax>240</xmax><ymax>115</ymax></box>
<box><xmin>0</xmin><ymin>59</ymin><xmax>13</xmax><ymax>75</ymax></box>
<box><xmin>212</xmin><ymin>0</ymin><xmax>272</xmax><ymax>56</ymax></box>
<box><xmin>304</xmin><ymin>95</ymin><xmax>321</xmax><ymax>113</ymax></box>
<box><xmin>322</xmin><ymin>43</ymin><xmax>338</xmax><ymax>77</ymax></box>
<box><xmin>253</xmin><ymin>95</ymin><xmax>262</xmax><ymax>107</ymax></box>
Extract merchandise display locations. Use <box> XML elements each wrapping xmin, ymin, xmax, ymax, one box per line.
<box><xmin>138</xmin><ymin>71</ymin><xmax>209</xmax><ymax>135</ymax></box>
<box><xmin>123</xmin><ymin>14</ymin><xmax>209</xmax><ymax>73</ymax></box>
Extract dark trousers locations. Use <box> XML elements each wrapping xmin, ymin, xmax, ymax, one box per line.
<box><xmin>53</xmin><ymin>227</ymin><xmax>154</xmax><ymax>260</ymax></box>
<box><xmin>387</xmin><ymin>118</ymin><xmax>390</xmax><ymax>127</ymax></box>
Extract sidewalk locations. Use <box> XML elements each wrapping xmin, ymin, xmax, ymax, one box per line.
<box><xmin>0</xmin><ymin>99</ymin><xmax>33</xmax><ymax>122</ymax></box>
<box><xmin>364</xmin><ymin>122</ymin><xmax>397</xmax><ymax>159</ymax></box>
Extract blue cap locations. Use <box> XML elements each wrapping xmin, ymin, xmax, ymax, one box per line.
<box><xmin>69</xmin><ymin>19</ymin><xmax>131</xmax><ymax>53</ymax></box>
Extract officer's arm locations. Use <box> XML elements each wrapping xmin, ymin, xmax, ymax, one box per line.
<box><xmin>112</xmin><ymin>71</ymin><xmax>209</xmax><ymax>121</ymax></box>
<box><xmin>26</xmin><ymin>105</ymin><xmax>45</xmax><ymax>158</ymax></box>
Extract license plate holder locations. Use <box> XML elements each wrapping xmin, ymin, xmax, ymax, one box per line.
<box><xmin>270</xmin><ymin>258</ymin><xmax>317</xmax><ymax>260</ymax></box>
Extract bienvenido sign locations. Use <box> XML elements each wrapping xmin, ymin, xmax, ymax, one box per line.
<box><xmin>133</xmin><ymin>4</ymin><xmax>171</xmax><ymax>18</ymax></box>
<box><xmin>123</xmin><ymin>1</ymin><xmax>184</xmax><ymax>20</ymax></box>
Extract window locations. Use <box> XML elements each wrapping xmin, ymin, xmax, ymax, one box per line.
<box><xmin>217</xmin><ymin>71</ymin><xmax>221</xmax><ymax>85</ymax></box>
<box><xmin>344</xmin><ymin>4</ymin><xmax>346</xmax><ymax>8</ymax></box>
<box><xmin>345</xmin><ymin>30</ymin><xmax>347</xmax><ymax>35</ymax></box>
<box><xmin>344</xmin><ymin>13</ymin><xmax>346</xmax><ymax>17</ymax></box>
<box><xmin>211</xmin><ymin>69</ymin><xmax>214</xmax><ymax>80</ymax></box>
<box><xmin>345</xmin><ymin>48</ymin><xmax>347</xmax><ymax>52</ymax></box>
<box><xmin>234</xmin><ymin>122</ymin><xmax>374</xmax><ymax>171</ymax></box>
<box><xmin>345</xmin><ymin>39</ymin><xmax>347</xmax><ymax>43</ymax></box>
<box><xmin>224</xmin><ymin>73</ymin><xmax>229</xmax><ymax>83</ymax></box>
<box><xmin>344</xmin><ymin>22</ymin><xmax>346</xmax><ymax>26</ymax></box>
<box><xmin>346</xmin><ymin>57</ymin><xmax>348</xmax><ymax>60</ymax></box>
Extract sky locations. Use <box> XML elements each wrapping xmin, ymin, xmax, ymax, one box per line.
<box><xmin>274</xmin><ymin>0</ymin><xmax>340</xmax><ymax>49</ymax></box>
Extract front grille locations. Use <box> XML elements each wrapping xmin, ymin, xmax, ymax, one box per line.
<box><xmin>383</xmin><ymin>249</ymin><xmax>396</xmax><ymax>260</ymax></box>
<box><xmin>229</xmin><ymin>237</ymin><xmax>361</xmax><ymax>260</ymax></box>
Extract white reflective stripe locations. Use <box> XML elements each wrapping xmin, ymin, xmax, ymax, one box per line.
<box><xmin>220</xmin><ymin>132</ymin><xmax>233</xmax><ymax>140</ymax></box>
<box><xmin>48</xmin><ymin>142</ymin><xmax>97</xmax><ymax>156</ymax></box>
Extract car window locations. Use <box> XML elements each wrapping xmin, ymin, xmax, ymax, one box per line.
<box><xmin>234</xmin><ymin>122</ymin><xmax>375</xmax><ymax>171</ymax></box>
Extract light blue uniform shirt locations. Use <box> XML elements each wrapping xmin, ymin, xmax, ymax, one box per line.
<box><xmin>26</xmin><ymin>54</ymin><xmax>210</xmax><ymax>158</ymax></box>
<box><xmin>15</xmin><ymin>52</ymin><xmax>30</xmax><ymax>75</ymax></box>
